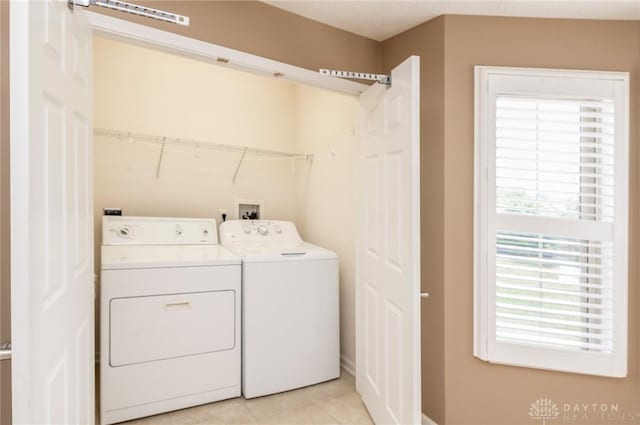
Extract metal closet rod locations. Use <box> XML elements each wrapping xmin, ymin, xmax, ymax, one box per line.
<box><xmin>93</xmin><ymin>128</ymin><xmax>314</xmax><ymax>160</ymax></box>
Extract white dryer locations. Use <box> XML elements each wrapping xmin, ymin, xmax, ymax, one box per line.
<box><xmin>100</xmin><ymin>216</ymin><xmax>241</xmax><ymax>425</ymax></box>
<box><xmin>219</xmin><ymin>220</ymin><xmax>340</xmax><ymax>399</ymax></box>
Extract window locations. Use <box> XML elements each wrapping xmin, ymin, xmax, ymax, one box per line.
<box><xmin>474</xmin><ymin>66</ymin><xmax>629</xmax><ymax>377</ymax></box>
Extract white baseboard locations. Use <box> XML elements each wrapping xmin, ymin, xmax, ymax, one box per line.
<box><xmin>422</xmin><ymin>413</ymin><xmax>438</xmax><ymax>425</ymax></box>
<box><xmin>340</xmin><ymin>355</ymin><xmax>356</xmax><ymax>376</ymax></box>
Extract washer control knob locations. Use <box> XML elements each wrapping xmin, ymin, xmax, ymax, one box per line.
<box><xmin>257</xmin><ymin>225</ymin><xmax>269</xmax><ymax>235</ymax></box>
<box><xmin>203</xmin><ymin>228</ymin><xmax>209</xmax><ymax>237</ymax></box>
<box><xmin>176</xmin><ymin>225</ymin><xmax>183</xmax><ymax>236</ymax></box>
<box><xmin>243</xmin><ymin>225</ymin><xmax>251</xmax><ymax>234</ymax></box>
<box><xmin>274</xmin><ymin>226</ymin><xmax>282</xmax><ymax>234</ymax></box>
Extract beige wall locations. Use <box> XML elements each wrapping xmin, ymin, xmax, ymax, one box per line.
<box><xmin>443</xmin><ymin>16</ymin><xmax>640</xmax><ymax>425</ymax></box>
<box><xmin>93</xmin><ymin>35</ymin><xmax>299</xmax><ymax>264</ymax></box>
<box><xmin>381</xmin><ymin>16</ymin><xmax>447</xmax><ymax>425</ymax></box>
<box><xmin>93</xmin><ymin>35</ymin><xmax>301</xmax><ymax>233</ymax></box>
<box><xmin>384</xmin><ymin>15</ymin><xmax>640</xmax><ymax>425</ymax></box>
<box><xmin>94</xmin><ymin>37</ymin><xmax>360</xmax><ymax>365</ymax></box>
<box><xmin>293</xmin><ymin>85</ymin><xmax>358</xmax><ymax>366</ymax></box>
<box><xmin>92</xmin><ymin>1</ymin><xmax>381</xmax><ymax>76</ymax></box>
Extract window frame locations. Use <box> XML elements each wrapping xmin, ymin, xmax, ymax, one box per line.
<box><xmin>473</xmin><ymin>66</ymin><xmax>629</xmax><ymax>377</ymax></box>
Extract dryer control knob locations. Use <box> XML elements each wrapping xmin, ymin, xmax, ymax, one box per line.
<box><xmin>274</xmin><ymin>226</ymin><xmax>282</xmax><ymax>234</ymax></box>
<box><xmin>257</xmin><ymin>225</ymin><xmax>269</xmax><ymax>235</ymax></box>
<box><xmin>243</xmin><ymin>225</ymin><xmax>251</xmax><ymax>234</ymax></box>
<box><xmin>118</xmin><ymin>225</ymin><xmax>133</xmax><ymax>238</ymax></box>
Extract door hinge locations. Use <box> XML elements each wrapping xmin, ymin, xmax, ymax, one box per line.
<box><xmin>0</xmin><ymin>341</ymin><xmax>11</xmax><ymax>360</ymax></box>
<box><xmin>319</xmin><ymin>69</ymin><xmax>391</xmax><ymax>87</ymax></box>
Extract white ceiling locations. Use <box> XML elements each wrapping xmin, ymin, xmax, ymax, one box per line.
<box><xmin>262</xmin><ymin>1</ymin><xmax>640</xmax><ymax>41</ymax></box>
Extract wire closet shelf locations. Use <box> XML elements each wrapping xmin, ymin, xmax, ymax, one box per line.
<box><xmin>94</xmin><ymin>127</ymin><xmax>314</xmax><ymax>161</ymax></box>
<box><xmin>94</xmin><ymin>127</ymin><xmax>313</xmax><ymax>182</ymax></box>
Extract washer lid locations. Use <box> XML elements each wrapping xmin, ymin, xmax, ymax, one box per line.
<box><xmin>223</xmin><ymin>241</ymin><xmax>337</xmax><ymax>262</ymax></box>
<box><xmin>101</xmin><ymin>244</ymin><xmax>240</xmax><ymax>270</ymax></box>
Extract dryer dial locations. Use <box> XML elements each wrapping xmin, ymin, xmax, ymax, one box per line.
<box><xmin>117</xmin><ymin>225</ymin><xmax>134</xmax><ymax>238</ymax></box>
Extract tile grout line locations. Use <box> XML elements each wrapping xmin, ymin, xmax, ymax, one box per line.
<box><xmin>315</xmin><ymin>398</ymin><xmax>349</xmax><ymax>425</ymax></box>
<box><xmin>240</xmin><ymin>397</ymin><xmax>260</xmax><ymax>425</ymax></box>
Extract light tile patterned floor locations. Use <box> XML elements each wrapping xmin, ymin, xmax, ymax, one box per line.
<box><xmin>121</xmin><ymin>369</ymin><xmax>373</xmax><ymax>425</ymax></box>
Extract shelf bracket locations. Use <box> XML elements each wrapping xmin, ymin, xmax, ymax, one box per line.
<box><xmin>155</xmin><ymin>139</ymin><xmax>166</xmax><ymax>180</ymax></box>
<box><xmin>232</xmin><ymin>147</ymin><xmax>248</xmax><ymax>184</ymax></box>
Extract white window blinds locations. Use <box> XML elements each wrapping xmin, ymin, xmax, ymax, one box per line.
<box><xmin>496</xmin><ymin>97</ymin><xmax>615</xmax><ymax>222</ymax></box>
<box><xmin>474</xmin><ymin>67</ymin><xmax>629</xmax><ymax>377</ymax></box>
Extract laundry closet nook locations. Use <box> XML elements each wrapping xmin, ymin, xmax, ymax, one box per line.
<box><xmin>92</xmin><ymin>35</ymin><xmax>360</xmax><ymax>420</ymax></box>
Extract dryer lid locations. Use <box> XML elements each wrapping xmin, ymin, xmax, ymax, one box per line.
<box><xmin>101</xmin><ymin>244</ymin><xmax>240</xmax><ymax>270</ymax></box>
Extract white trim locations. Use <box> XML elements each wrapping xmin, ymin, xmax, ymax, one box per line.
<box><xmin>495</xmin><ymin>214</ymin><xmax>613</xmax><ymax>241</ymax></box>
<box><xmin>422</xmin><ymin>413</ymin><xmax>438</xmax><ymax>425</ymax></box>
<box><xmin>84</xmin><ymin>11</ymin><xmax>369</xmax><ymax>96</ymax></box>
<box><xmin>10</xmin><ymin>1</ymin><xmax>31</xmax><ymax>422</ymax></box>
<box><xmin>472</xmin><ymin>65</ymin><xmax>629</xmax><ymax>81</ymax></box>
<box><xmin>340</xmin><ymin>354</ymin><xmax>356</xmax><ymax>376</ymax></box>
<box><xmin>409</xmin><ymin>56</ymin><xmax>422</xmax><ymax>425</ymax></box>
<box><xmin>473</xmin><ymin>65</ymin><xmax>490</xmax><ymax>360</ymax></box>
<box><xmin>474</xmin><ymin>65</ymin><xmax>630</xmax><ymax>377</ymax></box>
<box><xmin>612</xmin><ymin>75</ymin><xmax>630</xmax><ymax>376</ymax></box>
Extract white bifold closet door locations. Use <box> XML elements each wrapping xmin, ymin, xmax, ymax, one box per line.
<box><xmin>10</xmin><ymin>1</ymin><xmax>95</xmax><ymax>424</ymax></box>
<box><xmin>356</xmin><ymin>56</ymin><xmax>421</xmax><ymax>425</ymax></box>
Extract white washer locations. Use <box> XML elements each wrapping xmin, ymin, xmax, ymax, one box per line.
<box><xmin>219</xmin><ymin>220</ymin><xmax>340</xmax><ymax>399</ymax></box>
<box><xmin>100</xmin><ymin>216</ymin><xmax>241</xmax><ymax>425</ymax></box>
